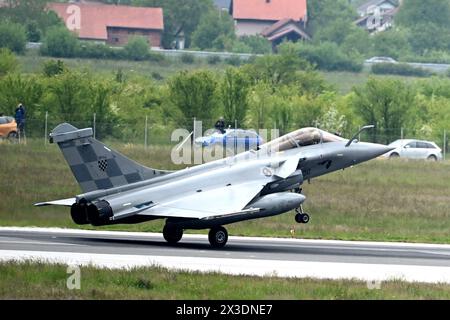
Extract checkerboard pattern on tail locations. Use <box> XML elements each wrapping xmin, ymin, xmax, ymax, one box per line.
<box><xmin>50</xmin><ymin>123</ymin><xmax>170</xmax><ymax>193</ymax></box>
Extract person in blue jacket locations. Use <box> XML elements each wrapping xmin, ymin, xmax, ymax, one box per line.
<box><xmin>15</xmin><ymin>103</ymin><xmax>26</xmax><ymax>136</ymax></box>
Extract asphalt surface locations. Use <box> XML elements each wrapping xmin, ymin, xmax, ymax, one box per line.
<box><xmin>1</xmin><ymin>228</ymin><xmax>450</xmax><ymax>268</ymax></box>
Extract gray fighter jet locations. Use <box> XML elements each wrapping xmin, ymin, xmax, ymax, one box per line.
<box><xmin>36</xmin><ymin>123</ymin><xmax>392</xmax><ymax>248</ymax></box>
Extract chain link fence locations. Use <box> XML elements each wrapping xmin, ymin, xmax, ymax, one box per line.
<box><xmin>4</xmin><ymin>112</ymin><xmax>448</xmax><ymax>160</ymax></box>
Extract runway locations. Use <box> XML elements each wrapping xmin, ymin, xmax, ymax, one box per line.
<box><xmin>1</xmin><ymin>227</ymin><xmax>450</xmax><ymax>284</ymax></box>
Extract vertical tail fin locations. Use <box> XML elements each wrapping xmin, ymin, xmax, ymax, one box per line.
<box><xmin>50</xmin><ymin>123</ymin><xmax>170</xmax><ymax>193</ymax></box>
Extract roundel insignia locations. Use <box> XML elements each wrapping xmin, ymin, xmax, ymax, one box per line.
<box><xmin>262</xmin><ymin>167</ymin><xmax>274</xmax><ymax>177</ymax></box>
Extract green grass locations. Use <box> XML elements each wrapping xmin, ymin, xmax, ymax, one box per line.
<box><xmin>1</xmin><ymin>261</ymin><xmax>450</xmax><ymax>299</ymax></box>
<box><xmin>1</xmin><ymin>140</ymin><xmax>450</xmax><ymax>244</ymax></box>
<box><xmin>18</xmin><ymin>51</ymin><xmax>229</xmax><ymax>82</ymax></box>
<box><xmin>321</xmin><ymin>70</ymin><xmax>424</xmax><ymax>94</ymax></box>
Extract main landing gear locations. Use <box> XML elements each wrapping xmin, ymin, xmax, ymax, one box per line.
<box><xmin>163</xmin><ymin>224</ymin><xmax>183</xmax><ymax>244</ymax></box>
<box><xmin>208</xmin><ymin>226</ymin><xmax>228</xmax><ymax>248</ymax></box>
<box><xmin>163</xmin><ymin>224</ymin><xmax>229</xmax><ymax>248</ymax></box>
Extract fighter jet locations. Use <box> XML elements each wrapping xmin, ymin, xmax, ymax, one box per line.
<box><xmin>36</xmin><ymin>123</ymin><xmax>392</xmax><ymax>248</ymax></box>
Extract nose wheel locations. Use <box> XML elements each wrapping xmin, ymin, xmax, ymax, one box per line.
<box><xmin>295</xmin><ymin>206</ymin><xmax>310</xmax><ymax>224</ymax></box>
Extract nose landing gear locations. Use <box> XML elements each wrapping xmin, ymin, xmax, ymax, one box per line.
<box><xmin>293</xmin><ymin>187</ymin><xmax>310</xmax><ymax>224</ymax></box>
<box><xmin>295</xmin><ymin>207</ymin><xmax>310</xmax><ymax>224</ymax></box>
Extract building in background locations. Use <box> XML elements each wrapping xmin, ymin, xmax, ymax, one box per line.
<box><xmin>230</xmin><ymin>0</ymin><xmax>309</xmax><ymax>47</ymax></box>
<box><xmin>48</xmin><ymin>1</ymin><xmax>164</xmax><ymax>48</ymax></box>
<box><xmin>355</xmin><ymin>0</ymin><xmax>399</xmax><ymax>33</ymax></box>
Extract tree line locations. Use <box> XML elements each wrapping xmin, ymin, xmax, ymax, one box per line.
<box><xmin>1</xmin><ymin>45</ymin><xmax>450</xmax><ymax>148</ymax></box>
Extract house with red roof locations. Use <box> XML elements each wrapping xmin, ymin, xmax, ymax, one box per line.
<box><xmin>230</xmin><ymin>0</ymin><xmax>309</xmax><ymax>46</ymax></box>
<box><xmin>48</xmin><ymin>1</ymin><xmax>164</xmax><ymax>48</ymax></box>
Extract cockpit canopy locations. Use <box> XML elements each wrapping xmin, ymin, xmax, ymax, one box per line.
<box><xmin>260</xmin><ymin>127</ymin><xmax>345</xmax><ymax>152</ymax></box>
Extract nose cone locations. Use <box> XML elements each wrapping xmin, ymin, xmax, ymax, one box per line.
<box><xmin>352</xmin><ymin>142</ymin><xmax>395</xmax><ymax>163</ymax></box>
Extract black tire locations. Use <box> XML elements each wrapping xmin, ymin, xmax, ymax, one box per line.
<box><xmin>427</xmin><ymin>155</ymin><xmax>437</xmax><ymax>162</ymax></box>
<box><xmin>389</xmin><ymin>153</ymin><xmax>400</xmax><ymax>159</ymax></box>
<box><xmin>163</xmin><ymin>224</ymin><xmax>183</xmax><ymax>244</ymax></box>
<box><xmin>295</xmin><ymin>213</ymin><xmax>310</xmax><ymax>224</ymax></box>
<box><xmin>208</xmin><ymin>226</ymin><xmax>228</xmax><ymax>248</ymax></box>
<box><xmin>7</xmin><ymin>131</ymin><xmax>18</xmax><ymax>141</ymax></box>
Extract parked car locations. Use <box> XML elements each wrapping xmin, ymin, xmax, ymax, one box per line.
<box><xmin>0</xmin><ymin>116</ymin><xmax>18</xmax><ymax>139</ymax></box>
<box><xmin>382</xmin><ymin>139</ymin><xmax>443</xmax><ymax>161</ymax></box>
<box><xmin>365</xmin><ymin>56</ymin><xmax>398</xmax><ymax>64</ymax></box>
<box><xmin>195</xmin><ymin>129</ymin><xmax>264</xmax><ymax>150</ymax></box>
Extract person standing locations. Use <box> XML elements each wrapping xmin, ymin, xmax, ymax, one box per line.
<box><xmin>214</xmin><ymin>117</ymin><xmax>226</xmax><ymax>134</ymax></box>
<box><xmin>15</xmin><ymin>103</ymin><xmax>26</xmax><ymax>139</ymax></box>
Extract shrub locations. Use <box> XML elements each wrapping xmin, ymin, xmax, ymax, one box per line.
<box><xmin>180</xmin><ymin>53</ymin><xmax>195</xmax><ymax>64</ymax></box>
<box><xmin>0</xmin><ymin>48</ymin><xmax>18</xmax><ymax>76</ymax></box>
<box><xmin>0</xmin><ymin>21</ymin><xmax>27</xmax><ymax>54</ymax></box>
<box><xmin>77</xmin><ymin>43</ymin><xmax>114</xmax><ymax>59</ymax></box>
<box><xmin>41</xmin><ymin>26</ymin><xmax>78</xmax><ymax>58</ymax></box>
<box><xmin>238</xmin><ymin>35</ymin><xmax>272</xmax><ymax>54</ymax></box>
<box><xmin>42</xmin><ymin>60</ymin><xmax>67</xmax><ymax>77</ymax></box>
<box><xmin>26</xmin><ymin>21</ymin><xmax>41</xmax><ymax>42</ymax></box>
<box><xmin>295</xmin><ymin>42</ymin><xmax>363</xmax><ymax>72</ymax></box>
<box><xmin>371</xmin><ymin>63</ymin><xmax>433</xmax><ymax>77</ymax></box>
<box><xmin>151</xmin><ymin>72</ymin><xmax>163</xmax><ymax>81</ymax></box>
<box><xmin>148</xmin><ymin>51</ymin><xmax>166</xmax><ymax>63</ymax></box>
<box><xmin>207</xmin><ymin>55</ymin><xmax>221</xmax><ymax>65</ymax></box>
<box><xmin>224</xmin><ymin>56</ymin><xmax>242</xmax><ymax>66</ymax></box>
<box><xmin>124</xmin><ymin>36</ymin><xmax>149</xmax><ymax>61</ymax></box>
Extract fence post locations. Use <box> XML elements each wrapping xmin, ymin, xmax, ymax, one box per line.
<box><xmin>444</xmin><ymin>130</ymin><xmax>447</xmax><ymax>161</ymax></box>
<box><xmin>44</xmin><ymin>111</ymin><xmax>48</xmax><ymax>146</ymax></box>
<box><xmin>93</xmin><ymin>113</ymin><xmax>96</xmax><ymax>139</ymax></box>
<box><xmin>144</xmin><ymin>115</ymin><xmax>148</xmax><ymax>149</ymax></box>
<box><xmin>401</xmin><ymin>127</ymin><xmax>404</xmax><ymax>140</ymax></box>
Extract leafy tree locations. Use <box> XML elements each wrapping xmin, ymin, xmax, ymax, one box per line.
<box><xmin>0</xmin><ymin>0</ymin><xmax>63</xmax><ymax>37</ymax></box>
<box><xmin>192</xmin><ymin>9</ymin><xmax>235</xmax><ymax>50</ymax></box>
<box><xmin>168</xmin><ymin>70</ymin><xmax>218</xmax><ymax>130</ymax></box>
<box><xmin>41</xmin><ymin>26</ymin><xmax>79</xmax><ymax>58</ymax></box>
<box><xmin>90</xmin><ymin>81</ymin><xmax>117</xmax><ymax>138</ymax></box>
<box><xmin>246</xmin><ymin>82</ymin><xmax>274</xmax><ymax>130</ymax></box>
<box><xmin>244</xmin><ymin>45</ymin><xmax>311</xmax><ymax>86</ymax></box>
<box><xmin>396</xmin><ymin>0</ymin><xmax>450</xmax><ymax>29</ymax></box>
<box><xmin>372</xmin><ymin>30</ymin><xmax>410</xmax><ymax>59</ymax></box>
<box><xmin>293</xmin><ymin>41</ymin><xmax>363</xmax><ymax>72</ymax></box>
<box><xmin>236</xmin><ymin>36</ymin><xmax>272</xmax><ymax>54</ymax></box>
<box><xmin>0</xmin><ymin>21</ymin><xmax>27</xmax><ymax>53</ymax></box>
<box><xmin>26</xmin><ymin>21</ymin><xmax>42</xmax><ymax>42</ymax></box>
<box><xmin>220</xmin><ymin>68</ymin><xmax>250</xmax><ymax>125</ymax></box>
<box><xmin>132</xmin><ymin>0</ymin><xmax>214</xmax><ymax>48</ymax></box>
<box><xmin>0</xmin><ymin>48</ymin><xmax>19</xmax><ymax>76</ymax></box>
<box><xmin>47</xmin><ymin>71</ymin><xmax>92</xmax><ymax>121</ymax></box>
<box><xmin>0</xmin><ymin>73</ymin><xmax>44</xmax><ymax>119</ymax></box>
<box><xmin>307</xmin><ymin>0</ymin><xmax>357</xmax><ymax>36</ymax></box>
<box><xmin>351</xmin><ymin>78</ymin><xmax>416</xmax><ymax>143</ymax></box>
<box><xmin>124</xmin><ymin>36</ymin><xmax>149</xmax><ymax>61</ymax></box>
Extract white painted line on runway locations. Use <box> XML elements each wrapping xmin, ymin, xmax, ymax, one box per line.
<box><xmin>0</xmin><ymin>250</ymin><xmax>449</xmax><ymax>284</ymax></box>
<box><xmin>1</xmin><ymin>227</ymin><xmax>450</xmax><ymax>250</ymax></box>
<box><xmin>0</xmin><ymin>240</ymin><xmax>79</xmax><ymax>246</ymax></box>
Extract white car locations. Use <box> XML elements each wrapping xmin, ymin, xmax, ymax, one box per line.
<box><xmin>365</xmin><ymin>56</ymin><xmax>398</xmax><ymax>64</ymax></box>
<box><xmin>382</xmin><ymin>139</ymin><xmax>443</xmax><ymax>161</ymax></box>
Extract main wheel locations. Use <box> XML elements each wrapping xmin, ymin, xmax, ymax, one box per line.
<box><xmin>295</xmin><ymin>213</ymin><xmax>310</xmax><ymax>224</ymax></box>
<box><xmin>389</xmin><ymin>153</ymin><xmax>400</xmax><ymax>159</ymax></box>
<box><xmin>208</xmin><ymin>226</ymin><xmax>228</xmax><ymax>248</ymax></box>
<box><xmin>427</xmin><ymin>155</ymin><xmax>437</xmax><ymax>162</ymax></box>
<box><xmin>163</xmin><ymin>224</ymin><xmax>183</xmax><ymax>244</ymax></box>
